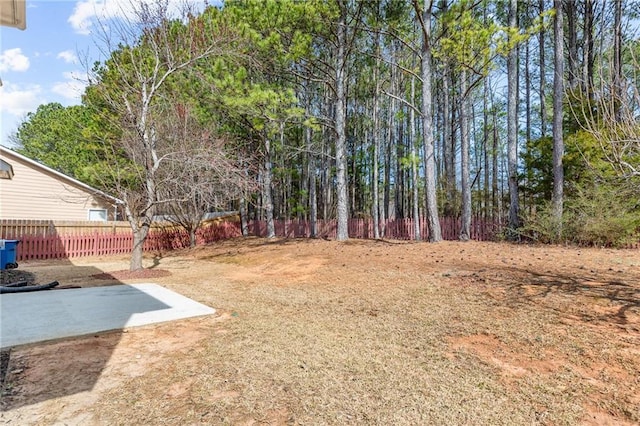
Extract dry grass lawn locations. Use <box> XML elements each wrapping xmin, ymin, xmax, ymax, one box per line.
<box><xmin>1</xmin><ymin>238</ymin><xmax>639</xmax><ymax>425</ymax></box>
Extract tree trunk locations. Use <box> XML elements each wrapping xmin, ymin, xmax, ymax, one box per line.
<box><xmin>613</xmin><ymin>0</ymin><xmax>623</xmax><ymax>121</ymax></box>
<box><xmin>442</xmin><ymin>63</ymin><xmax>455</xmax><ymax>216</ymax></box>
<box><xmin>306</xmin><ymin>120</ymin><xmax>318</xmax><ymax>238</ymax></box>
<box><xmin>372</xmin><ymin>52</ymin><xmax>381</xmax><ymax>239</ymax></box>
<box><xmin>439</xmin><ymin>0</ymin><xmax>454</xmax><ymax>217</ymax></box>
<box><xmin>525</xmin><ymin>40</ymin><xmax>532</xmax><ymax>144</ymax></box>
<box><xmin>127</xmin><ymin>197</ymin><xmax>151</xmax><ymax>271</ymax></box>
<box><xmin>395</xmin><ymin>112</ymin><xmax>405</xmax><ymax>219</ymax></box>
<box><xmin>334</xmin><ymin>2</ymin><xmax>349</xmax><ymax>240</ymax></box>
<box><xmin>416</xmin><ymin>0</ymin><xmax>442</xmax><ymax>242</ymax></box>
<box><xmin>582</xmin><ymin>0</ymin><xmax>594</xmax><ymax>97</ymax></box>
<box><xmin>410</xmin><ymin>77</ymin><xmax>421</xmax><ymax>241</ymax></box>
<box><xmin>239</xmin><ymin>196</ymin><xmax>249</xmax><ymax>237</ymax></box>
<box><xmin>539</xmin><ymin>0</ymin><xmax>547</xmax><ymax>137</ymax></box>
<box><xmin>551</xmin><ymin>0</ymin><xmax>564</xmax><ymax>236</ymax></box>
<box><xmin>483</xmin><ymin>77</ymin><xmax>490</xmax><ymax>218</ymax></box>
<box><xmin>130</xmin><ymin>225</ymin><xmax>150</xmax><ymax>271</ymax></box>
<box><xmin>350</xmin><ymin>118</ymin><xmax>357</xmax><ymax>217</ymax></box>
<box><xmin>471</xmin><ymin>92</ymin><xmax>481</xmax><ymax>215</ymax></box>
<box><xmin>321</xmin><ymin>121</ymin><xmax>331</xmax><ymax>221</ymax></box>
<box><xmin>459</xmin><ymin>69</ymin><xmax>471</xmax><ymax>241</ymax></box>
<box><xmin>492</xmin><ymin>105</ymin><xmax>499</xmax><ymax>221</ymax></box>
<box><xmin>564</xmin><ymin>0</ymin><xmax>578</xmax><ymax>88</ymax></box>
<box><xmin>524</xmin><ymin>36</ymin><xmax>532</xmax><ymax>215</ymax></box>
<box><xmin>385</xmin><ymin>97</ymin><xmax>394</xmax><ymax>222</ymax></box>
<box><xmin>507</xmin><ymin>0</ymin><xmax>521</xmax><ymax>233</ymax></box>
<box><xmin>263</xmin><ymin>135</ymin><xmax>275</xmax><ymax>238</ymax></box>
<box><xmin>189</xmin><ymin>228</ymin><xmax>197</xmax><ymax>248</ymax></box>
<box><xmin>482</xmin><ymin>7</ymin><xmax>490</xmax><ymax>219</ymax></box>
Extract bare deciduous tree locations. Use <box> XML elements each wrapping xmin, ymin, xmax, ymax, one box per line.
<box><xmin>156</xmin><ymin>103</ymin><xmax>255</xmax><ymax>248</ymax></box>
<box><xmin>86</xmin><ymin>0</ymin><xmax>236</xmax><ymax>270</ymax></box>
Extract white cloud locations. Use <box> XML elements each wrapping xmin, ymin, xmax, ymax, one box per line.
<box><xmin>57</xmin><ymin>50</ymin><xmax>79</xmax><ymax>64</ymax></box>
<box><xmin>51</xmin><ymin>71</ymin><xmax>88</xmax><ymax>102</ymax></box>
<box><xmin>0</xmin><ymin>48</ymin><xmax>30</xmax><ymax>73</ymax></box>
<box><xmin>68</xmin><ymin>0</ymin><xmax>205</xmax><ymax>35</ymax></box>
<box><xmin>0</xmin><ymin>83</ymin><xmax>43</xmax><ymax>117</ymax></box>
<box><xmin>68</xmin><ymin>0</ymin><xmax>104</xmax><ymax>35</ymax></box>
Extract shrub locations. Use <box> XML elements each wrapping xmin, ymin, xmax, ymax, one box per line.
<box><xmin>563</xmin><ymin>183</ymin><xmax>640</xmax><ymax>247</ymax></box>
<box><xmin>521</xmin><ymin>183</ymin><xmax>640</xmax><ymax>247</ymax></box>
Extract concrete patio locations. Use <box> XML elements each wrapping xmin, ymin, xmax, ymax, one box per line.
<box><xmin>0</xmin><ymin>283</ymin><xmax>216</xmax><ymax>349</ymax></box>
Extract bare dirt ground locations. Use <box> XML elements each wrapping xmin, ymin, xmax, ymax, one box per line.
<box><xmin>1</xmin><ymin>237</ymin><xmax>639</xmax><ymax>425</ymax></box>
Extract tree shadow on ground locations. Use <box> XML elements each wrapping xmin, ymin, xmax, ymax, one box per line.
<box><xmin>0</xmin><ymin>260</ymin><xmax>177</xmax><ymax>411</ymax></box>
<box><xmin>467</xmin><ymin>263</ymin><xmax>640</xmax><ymax>327</ymax></box>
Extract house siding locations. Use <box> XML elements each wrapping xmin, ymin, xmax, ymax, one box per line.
<box><xmin>0</xmin><ymin>149</ymin><xmax>116</xmax><ymax>221</ymax></box>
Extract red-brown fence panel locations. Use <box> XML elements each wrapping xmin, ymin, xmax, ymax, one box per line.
<box><xmin>9</xmin><ymin>216</ymin><xmax>638</xmax><ymax>263</ymax></box>
<box><xmin>247</xmin><ymin>217</ymin><xmax>501</xmax><ymax>241</ymax></box>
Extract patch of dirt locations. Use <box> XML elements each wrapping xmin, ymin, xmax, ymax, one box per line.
<box><xmin>90</xmin><ymin>268</ymin><xmax>172</xmax><ymax>280</ymax></box>
<box><xmin>0</xmin><ymin>316</ymin><xmax>218</xmax><ymax>419</ymax></box>
<box><xmin>0</xmin><ymin>269</ymin><xmax>36</xmax><ymax>285</ymax></box>
<box><xmin>1</xmin><ymin>238</ymin><xmax>639</xmax><ymax>425</ymax></box>
<box><xmin>448</xmin><ymin>333</ymin><xmax>565</xmax><ymax>379</ymax></box>
<box><xmin>0</xmin><ymin>350</ymin><xmax>10</xmax><ymax>389</ymax></box>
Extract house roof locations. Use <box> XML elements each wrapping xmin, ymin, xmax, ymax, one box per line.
<box><xmin>0</xmin><ymin>145</ymin><xmax>123</xmax><ymax>204</ymax></box>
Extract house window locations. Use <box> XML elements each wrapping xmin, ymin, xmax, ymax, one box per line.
<box><xmin>88</xmin><ymin>209</ymin><xmax>108</xmax><ymax>221</ymax></box>
<box><xmin>0</xmin><ymin>159</ymin><xmax>13</xmax><ymax>179</ymax></box>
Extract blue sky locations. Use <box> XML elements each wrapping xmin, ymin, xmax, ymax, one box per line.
<box><xmin>0</xmin><ymin>1</ymin><xmax>101</xmax><ymax>146</ymax></box>
<box><xmin>0</xmin><ymin>0</ymin><xmax>211</xmax><ymax>147</ymax></box>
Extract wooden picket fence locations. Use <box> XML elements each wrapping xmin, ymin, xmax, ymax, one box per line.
<box><xmin>248</xmin><ymin>216</ymin><xmax>501</xmax><ymax>241</ymax></box>
<box><xmin>7</xmin><ymin>214</ymin><xmax>639</xmax><ymax>263</ymax></box>
<box><xmin>6</xmin><ymin>217</ymin><xmax>500</xmax><ymax>262</ymax></box>
<box><xmin>0</xmin><ymin>219</ymin><xmax>134</xmax><ymax>237</ymax></box>
<box><xmin>13</xmin><ymin>221</ymin><xmax>243</xmax><ymax>262</ymax></box>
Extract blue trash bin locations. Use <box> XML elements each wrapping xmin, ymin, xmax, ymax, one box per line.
<box><xmin>0</xmin><ymin>239</ymin><xmax>19</xmax><ymax>269</ymax></box>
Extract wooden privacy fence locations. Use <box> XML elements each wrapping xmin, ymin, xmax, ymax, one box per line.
<box><xmin>14</xmin><ymin>221</ymin><xmax>242</xmax><ymax>262</ymax></box>
<box><xmin>8</xmin><ymin>217</ymin><xmax>499</xmax><ymax>262</ymax></box>
<box><xmin>248</xmin><ymin>216</ymin><xmax>501</xmax><ymax>241</ymax></box>
<box><xmin>0</xmin><ymin>219</ymin><xmax>134</xmax><ymax>237</ymax></box>
<box><xmin>0</xmin><ymin>218</ymin><xmax>238</xmax><ymax>239</ymax></box>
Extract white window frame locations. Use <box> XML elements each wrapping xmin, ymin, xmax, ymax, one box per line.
<box><xmin>88</xmin><ymin>208</ymin><xmax>108</xmax><ymax>221</ymax></box>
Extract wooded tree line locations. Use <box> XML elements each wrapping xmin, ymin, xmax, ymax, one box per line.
<box><xmin>12</xmin><ymin>0</ymin><xmax>640</xmax><ymax>270</ymax></box>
